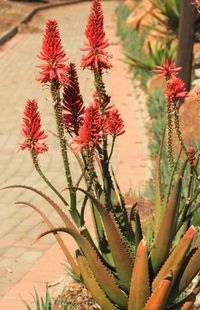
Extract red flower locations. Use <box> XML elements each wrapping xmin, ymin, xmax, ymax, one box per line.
<box><xmin>81</xmin><ymin>0</ymin><xmax>111</xmax><ymax>71</ymax></box>
<box><xmin>62</xmin><ymin>63</ymin><xmax>84</xmax><ymax>135</ymax></box>
<box><xmin>165</xmin><ymin>76</ymin><xmax>188</xmax><ymax>104</ymax></box>
<box><xmin>188</xmin><ymin>146</ymin><xmax>196</xmax><ymax>166</ymax></box>
<box><xmin>104</xmin><ymin>108</ymin><xmax>125</xmax><ymax>137</ymax></box>
<box><xmin>188</xmin><ymin>146</ymin><xmax>196</xmax><ymax>154</ymax></box>
<box><xmin>153</xmin><ymin>59</ymin><xmax>182</xmax><ymax>80</ymax></box>
<box><xmin>37</xmin><ymin>19</ymin><xmax>68</xmax><ymax>84</ymax></box>
<box><xmin>19</xmin><ymin>99</ymin><xmax>48</xmax><ymax>155</ymax></box>
<box><xmin>193</xmin><ymin>0</ymin><xmax>200</xmax><ymax>8</ymax></box>
<box><xmin>73</xmin><ymin>102</ymin><xmax>102</xmax><ymax>153</ymax></box>
<box><xmin>52</xmin><ymin>306</ymin><xmax>60</xmax><ymax>310</ymax></box>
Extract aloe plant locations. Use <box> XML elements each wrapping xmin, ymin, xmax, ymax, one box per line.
<box><xmin>2</xmin><ymin>0</ymin><xmax>200</xmax><ymax>309</ymax></box>
<box><xmin>125</xmin><ymin>38</ymin><xmax>177</xmax><ymax>73</ymax></box>
<box><xmin>116</xmin><ymin>5</ymin><xmax>177</xmax><ymax>82</ymax></box>
<box><xmin>149</xmin><ymin>0</ymin><xmax>200</xmax><ymax>42</ymax></box>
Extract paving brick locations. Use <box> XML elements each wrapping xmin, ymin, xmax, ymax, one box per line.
<box><xmin>0</xmin><ymin>246</ymin><xmax>8</xmax><ymax>256</ymax></box>
<box><xmin>0</xmin><ymin>257</ymin><xmax>15</xmax><ymax>269</ymax></box>
<box><xmin>0</xmin><ymin>267</ymin><xmax>7</xmax><ymax>278</ymax></box>
<box><xmin>0</xmin><ymin>281</ymin><xmax>11</xmax><ymax>298</ymax></box>
<box><xmin>20</xmin><ymin>250</ymin><xmax>43</xmax><ymax>264</ymax></box>
<box><xmin>4</xmin><ymin>247</ymin><xmax>27</xmax><ymax>258</ymax></box>
<box><xmin>0</xmin><ymin>205</ymin><xmax>18</xmax><ymax>219</ymax></box>
<box><xmin>0</xmin><ymin>218</ymin><xmax>20</xmax><ymax>238</ymax></box>
<box><xmin>3</xmin><ymin>271</ymin><xmax>26</xmax><ymax>286</ymax></box>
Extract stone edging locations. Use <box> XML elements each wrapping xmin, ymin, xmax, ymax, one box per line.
<box><xmin>0</xmin><ymin>0</ymin><xmax>84</xmax><ymax>45</ymax></box>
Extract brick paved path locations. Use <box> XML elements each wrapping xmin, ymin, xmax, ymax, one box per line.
<box><xmin>0</xmin><ymin>1</ymin><xmax>150</xmax><ymax>308</ymax></box>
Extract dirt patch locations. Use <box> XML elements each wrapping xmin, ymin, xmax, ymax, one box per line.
<box><xmin>56</xmin><ymin>282</ymin><xmax>101</xmax><ymax>309</ymax></box>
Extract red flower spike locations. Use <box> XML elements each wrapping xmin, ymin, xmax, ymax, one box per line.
<box><xmin>81</xmin><ymin>0</ymin><xmax>112</xmax><ymax>71</ymax></box>
<box><xmin>104</xmin><ymin>108</ymin><xmax>125</xmax><ymax>137</ymax></box>
<box><xmin>73</xmin><ymin>102</ymin><xmax>102</xmax><ymax>153</ymax></box>
<box><xmin>153</xmin><ymin>58</ymin><xmax>182</xmax><ymax>80</ymax></box>
<box><xmin>165</xmin><ymin>76</ymin><xmax>188</xmax><ymax>105</ymax></box>
<box><xmin>62</xmin><ymin>63</ymin><xmax>85</xmax><ymax>135</ymax></box>
<box><xmin>188</xmin><ymin>146</ymin><xmax>196</xmax><ymax>166</ymax></box>
<box><xmin>19</xmin><ymin>99</ymin><xmax>48</xmax><ymax>155</ymax></box>
<box><xmin>37</xmin><ymin>19</ymin><xmax>68</xmax><ymax>84</ymax></box>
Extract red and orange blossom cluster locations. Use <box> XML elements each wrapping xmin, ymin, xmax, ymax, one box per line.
<box><xmin>19</xmin><ymin>99</ymin><xmax>48</xmax><ymax>155</ymax></box>
<box><xmin>154</xmin><ymin>59</ymin><xmax>196</xmax><ymax>166</ymax></box>
<box><xmin>154</xmin><ymin>59</ymin><xmax>188</xmax><ymax>105</ymax></box>
<box><xmin>80</xmin><ymin>0</ymin><xmax>111</xmax><ymax>71</ymax></box>
<box><xmin>19</xmin><ymin>0</ymin><xmax>124</xmax><ymax>158</ymax></box>
<box><xmin>37</xmin><ymin>19</ymin><xmax>68</xmax><ymax>84</ymax></box>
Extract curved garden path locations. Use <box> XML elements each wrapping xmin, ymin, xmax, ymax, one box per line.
<box><xmin>0</xmin><ymin>1</ymin><xmax>150</xmax><ymax>308</ymax></box>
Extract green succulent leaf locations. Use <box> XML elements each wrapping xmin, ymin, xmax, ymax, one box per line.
<box><xmin>128</xmin><ymin>239</ymin><xmax>150</xmax><ymax>310</ymax></box>
<box><xmin>154</xmin><ymin>129</ymin><xmax>165</xmax><ymax>233</ymax></box>
<box><xmin>152</xmin><ymin>227</ymin><xmax>195</xmax><ymax>291</ymax></box>
<box><xmin>151</xmin><ymin>177</ymin><xmax>182</xmax><ymax>274</ymax></box>
<box><xmin>179</xmin><ymin>279</ymin><xmax>200</xmax><ymax>310</ymax></box>
<box><xmin>143</xmin><ymin>276</ymin><xmax>172</xmax><ymax>310</ymax></box>
<box><xmin>3</xmin><ymin>185</ymin><xmax>101</xmax><ymax>260</ymax></box>
<box><xmin>110</xmin><ymin>167</ymin><xmax>134</xmax><ymax>243</ymax></box>
<box><xmin>76</xmin><ymin>253</ymin><xmax>118</xmax><ymax>310</ymax></box>
<box><xmin>15</xmin><ymin>201</ymin><xmax>80</xmax><ymax>277</ymax></box>
<box><xmin>163</xmin><ymin>153</ymin><xmax>185</xmax><ymax>211</ymax></box>
<box><xmin>169</xmin><ymin>278</ymin><xmax>200</xmax><ymax>310</ymax></box>
<box><xmin>170</xmin><ymin>236</ymin><xmax>200</xmax><ymax>300</ymax></box>
<box><xmin>90</xmin><ymin>202</ymin><xmax>114</xmax><ymax>267</ymax></box>
<box><xmin>38</xmin><ymin>226</ymin><xmax>128</xmax><ymax>308</ymax></box>
<box><xmin>72</xmin><ymin>187</ymin><xmax>133</xmax><ymax>291</ymax></box>
<box><xmin>130</xmin><ymin>206</ymin><xmax>143</xmax><ymax>249</ymax></box>
<box><xmin>1</xmin><ymin>185</ymin><xmax>78</xmax><ymax>232</ymax></box>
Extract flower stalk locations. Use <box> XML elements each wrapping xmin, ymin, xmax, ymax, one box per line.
<box><xmin>167</xmin><ymin>104</ymin><xmax>175</xmax><ymax>168</ymax></box>
<box><xmin>93</xmin><ymin>68</ymin><xmax>113</xmax><ymax>204</ymax></box>
<box><xmin>174</xmin><ymin>104</ymin><xmax>188</xmax><ymax>157</ymax></box>
<box><xmin>51</xmin><ymin>81</ymin><xmax>80</xmax><ymax>226</ymax></box>
<box><xmin>154</xmin><ymin>59</ymin><xmax>189</xmax><ymax>168</ymax></box>
<box><xmin>37</xmin><ymin>18</ymin><xmax>81</xmax><ymax>225</ymax></box>
<box><xmin>108</xmin><ymin>136</ymin><xmax>116</xmax><ymax>162</ymax></box>
<box><xmin>31</xmin><ymin>151</ymin><xmax>69</xmax><ymax>208</ymax></box>
<box><xmin>19</xmin><ymin>98</ymin><xmax>69</xmax><ymax>208</ymax></box>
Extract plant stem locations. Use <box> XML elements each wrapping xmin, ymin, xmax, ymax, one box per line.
<box><xmin>31</xmin><ymin>152</ymin><xmax>69</xmax><ymax>208</ymax></box>
<box><xmin>50</xmin><ymin>81</ymin><xmax>80</xmax><ymax>227</ymax></box>
<box><xmin>167</xmin><ymin>104</ymin><xmax>175</xmax><ymax>168</ymax></box>
<box><xmin>94</xmin><ymin>69</ymin><xmax>112</xmax><ymax>207</ymax></box>
<box><xmin>108</xmin><ymin>136</ymin><xmax>116</xmax><ymax>162</ymax></box>
<box><xmin>94</xmin><ymin>70</ymin><xmax>106</xmax><ymax>116</ymax></box>
<box><xmin>174</xmin><ymin>105</ymin><xmax>188</xmax><ymax>156</ymax></box>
